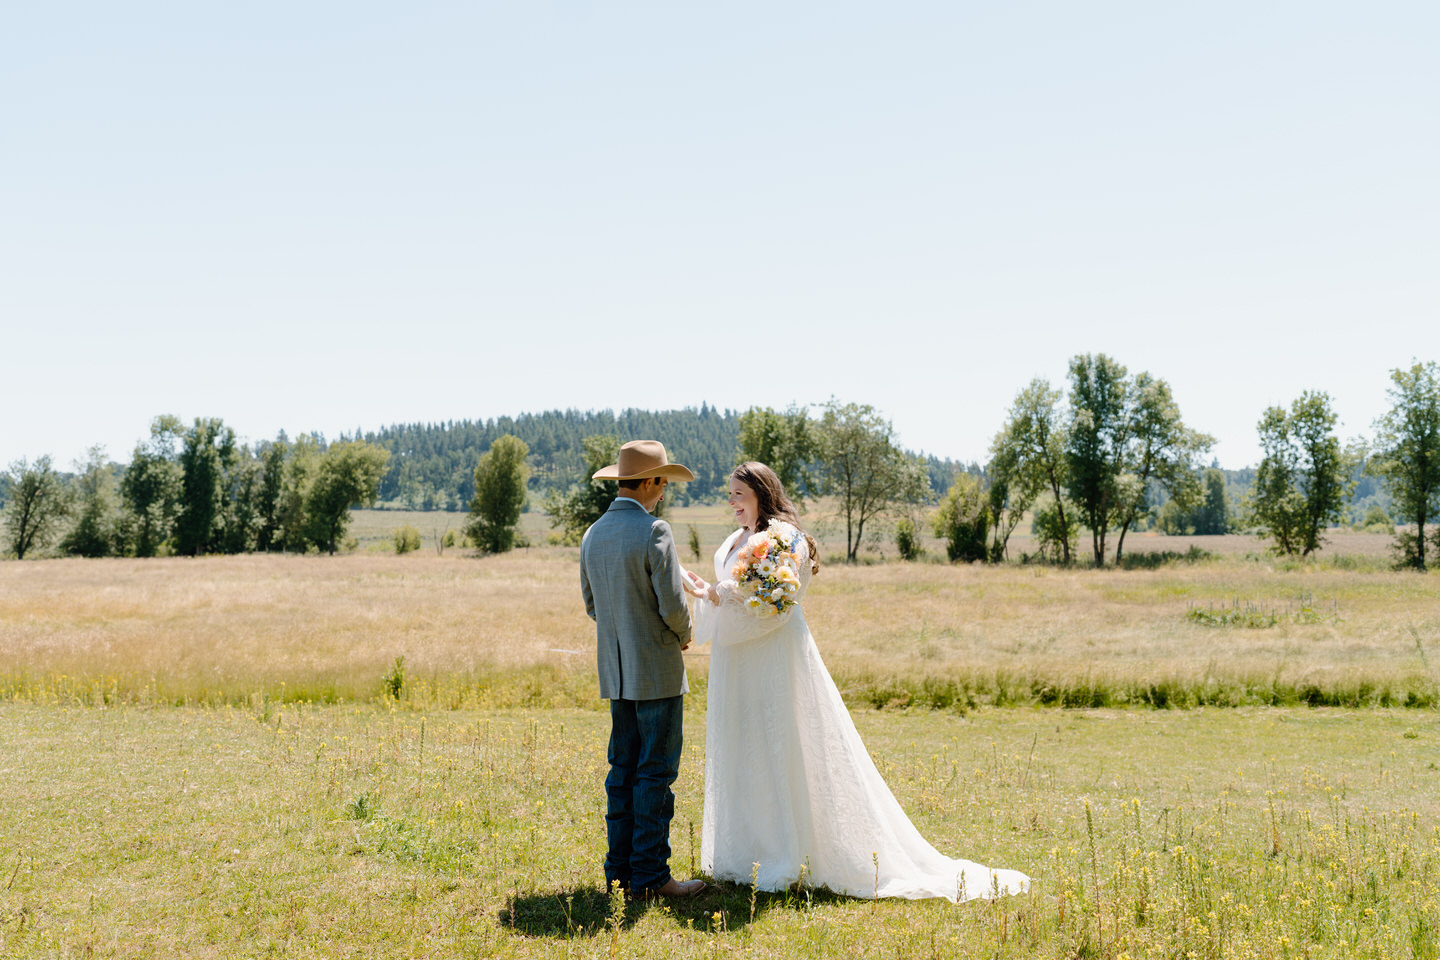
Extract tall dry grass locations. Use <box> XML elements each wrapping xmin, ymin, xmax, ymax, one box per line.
<box><xmin>2</xmin><ymin>547</ymin><xmax>1436</xmax><ymax>708</ymax></box>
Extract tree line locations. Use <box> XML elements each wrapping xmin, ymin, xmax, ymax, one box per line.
<box><xmin>360</xmin><ymin>406</ymin><xmax>965</xmax><ymax>509</ymax></box>
<box><xmin>926</xmin><ymin>357</ymin><xmax>1439</xmax><ymax>569</ymax></box>
<box><xmin>5</xmin><ymin>360</ymin><xmax>1437</xmax><ymax>568</ymax></box>
<box><xmin>718</xmin><ymin>358</ymin><xmax>1437</xmax><ymax>571</ymax></box>
<box><xmin>3</xmin><ymin>417</ymin><xmax>390</xmax><ymax>559</ymax></box>
<box><xmin>1</xmin><ymin>406</ymin><xmax>969</xmax><ymax>560</ymax></box>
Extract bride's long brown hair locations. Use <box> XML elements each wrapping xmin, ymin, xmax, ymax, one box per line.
<box><xmin>732</xmin><ymin>461</ymin><xmax>820</xmax><ymax>575</ymax></box>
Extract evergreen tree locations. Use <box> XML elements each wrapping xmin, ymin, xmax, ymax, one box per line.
<box><xmin>1193</xmin><ymin>468</ymin><xmax>1230</xmax><ymax>535</ymax></box>
<box><xmin>175</xmin><ymin>418</ymin><xmax>238</xmax><ymax>556</ymax></box>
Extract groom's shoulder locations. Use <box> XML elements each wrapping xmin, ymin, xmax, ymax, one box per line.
<box><xmin>584</xmin><ymin>500</ymin><xmax>642</xmax><ymax>539</ymax></box>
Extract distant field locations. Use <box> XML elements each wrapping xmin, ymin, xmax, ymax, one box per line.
<box><xmin>349</xmin><ymin>503</ymin><xmax>744</xmax><ymax>557</ymax></box>
<box><xmin>2</xmin><ymin>539</ymin><xmax>1433</xmax><ymax>710</ymax></box>
<box><xmin>347</xmin><ymin>504</ymin><xmax>1403</xmax><ymax>563</ymax></box>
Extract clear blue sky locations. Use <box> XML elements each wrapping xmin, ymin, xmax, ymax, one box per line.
<box><xmin>3</xmin><ymin>1</ymin><xmax>1436</xmax><ymax>472</ymax></box>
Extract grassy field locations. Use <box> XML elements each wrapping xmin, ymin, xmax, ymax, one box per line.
<box><xmin>2</xmin><ymin>702</ymin><xmax>1436</xmax><ymax>958</ymax></box>
<box><xmin>345</xmin><ymin>504</ymin><xmax>1408</xmax><ymax>563</ymax></box>
<box><xmin>2</xmin><ymin>532</ymin><xmax>1438</xmax><ymax>957</ymax></box>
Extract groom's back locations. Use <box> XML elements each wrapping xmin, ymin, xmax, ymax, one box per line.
<box><xmin>580</xmin><ymin>500</ymin><xmax>690</xmax><ymax>700</ymax></box>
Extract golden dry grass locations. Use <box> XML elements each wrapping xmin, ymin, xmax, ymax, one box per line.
<box><xmin>1</xmin><ymin>544</ymin><xmax>1435</xmax><ymax>708</ymax></box>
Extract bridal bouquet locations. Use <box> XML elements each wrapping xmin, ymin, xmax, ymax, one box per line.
<box><xmin>730</xmin><ymin>525</ymin><xmax>802</xmax><ymax>617</ymax></box>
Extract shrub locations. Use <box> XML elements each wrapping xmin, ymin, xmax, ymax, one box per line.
<box><xmin>393</xmin><ymin>525</ymin><xmax>421</xmax><ymax>554</ymax></box>
<box><xmin>381</xmin><ymin>657</ymin><xmax>406</xmax><ymax>699</ymax></box>
<box><xmin>932</xmin><ymin>475</ymin><xmax>989</xmax><ymax>563</ymax></box>
<box><xmin>894</xmin><ymin>517</ymin><xmax>923</xmax><ymax>561</ymax></box>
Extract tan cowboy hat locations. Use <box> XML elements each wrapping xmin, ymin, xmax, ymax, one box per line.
<box><xmin>592</xmin><ymin>440</ymin><xmax>696</xmax><ymax>482</ymax></box>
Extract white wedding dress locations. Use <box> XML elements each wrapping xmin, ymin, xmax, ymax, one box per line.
<box><xmin>693</xmin><ymin>523</ymin><xmax>1030</xmax><ymax>901</ymax></box>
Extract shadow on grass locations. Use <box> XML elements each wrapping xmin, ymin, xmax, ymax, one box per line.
<box><xmin>500</xmin><ymin>879</ymin><xmax>857</xmax><ymax>938</ymax></box>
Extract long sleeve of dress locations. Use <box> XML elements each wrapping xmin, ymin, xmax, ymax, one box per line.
<box><xmin>694</xmin><ymin>530</ymin><xmax>809</xmax><ymax>649</ymax></box>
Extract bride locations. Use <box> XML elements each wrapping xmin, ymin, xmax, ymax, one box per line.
<box><xmin>683</xmin><ymin>462</ymin><xmax>1029</xmax><ymax>901</ymax></box>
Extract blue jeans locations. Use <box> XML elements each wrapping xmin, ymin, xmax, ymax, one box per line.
<box><xmin>605</xmin><ymin>695</ymin><xmax>684</xmax><ymax>892</ymax></box>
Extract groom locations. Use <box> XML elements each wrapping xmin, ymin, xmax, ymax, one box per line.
<box><xmin>580</xmin><ymin>440</ymin><xmax>705</xmax><ymax>899</ymax></box>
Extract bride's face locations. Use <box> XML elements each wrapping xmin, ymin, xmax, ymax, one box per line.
<box><xmin>728</xmin><ymin>477</ymin><xmax>760</xmax><ymax>531</ymax></box>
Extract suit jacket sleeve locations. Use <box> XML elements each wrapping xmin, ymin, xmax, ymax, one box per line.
<box><xmin>649</xmin><ymin>519</ymin><xmax>692</xmax><ymax>643</ymax></box>
<box><xmin>579</xmin><ymin>529</ymin><xmax>597</xmax><ymax>621</ymax></box>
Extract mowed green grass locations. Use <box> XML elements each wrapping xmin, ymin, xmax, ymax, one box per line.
<box><xmin>1</xmin><ymin>702</ymin><xmax>1436</xmax><ymax>958</ymax></box>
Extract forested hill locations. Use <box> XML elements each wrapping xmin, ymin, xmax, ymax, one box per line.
<box><xmin>358</xmin><ymin>407</ymin><xmax>971</xmax><ymax>510</ymax></box>
<box><xmin>361</xmin><ymin>407</ymin><xmax>743</xmax><ymax>509</ymax></box>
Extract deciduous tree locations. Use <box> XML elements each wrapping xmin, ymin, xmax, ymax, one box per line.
<box><xmin>989</xmin><ymin>379</ymin><xmax>1072</xmax><ymax>563</ymax></box>
<box><xmin>1250</xmin><ymin>391</ymin><xmax>1355</xmax><ymax>557</ymax></box>
<box><xmin>467</xmin><ymin>435</ymin><xmax>530</xmax><ymax>554</ymax></box>
<box><xmin>60</xmin><ymin>447</ymin><xmax>121</xmax><ymax>557</ymax></box>
<box><xmin>1111</xmin><ymin>373</ymin><xmax>1213</xmax><ymax>563</ymax></box>
<box><xmin>121</xmin><ymin>415</ymin><xmax>183</xmax><ymax>557</ymax></box>
<box><xmin>1066</xmin><ymin>354</ymin><xmax>1133</xmax><ymax>566</ymax></box>
<box><xmin>252</xmin><ymin>438</ymin><xmax>288</xmax><ymax>552</ymax></box>
<box><xmin>1369</xmin><ymin>361</ymin><xmax>1440</xmax><ymax>570</ymax></box>
<box><xmin>278</xmin><ymin>434</ymin><xmax>322</xmax><ymax>552</ymax></box>
<box><xmin>303</xmin><ymin>440</ymin><xmax>391</xmax><ymax>555</ymax></box>
<box><xmin>813</xmin><ymin>401</ymin><xmax>930</xmax><ymax>563</ymax></box>
<box><xmin>1065</xmin><ymin>356</ymin><xmax>1212</xmax><ymax>565</ymax></box>
<box><xmin>4</xmin><ymin>455</ymin><xmax>71</xmax><ymax>559</ymax></box>
<box><xmin>543</xmin><ymin>436</ymin><xmax>621</xmax><ymax>546</ymax></box>
<box><xmin>737</xmin><ymin>406</ymin><xmax>813</xmax><ymax>495</ymax></box>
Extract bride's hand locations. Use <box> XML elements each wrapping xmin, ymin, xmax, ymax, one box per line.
<box><xmin>681</xmin><ymin>569</ymin><xmax>709</xmax><ymax>598</ymax></box>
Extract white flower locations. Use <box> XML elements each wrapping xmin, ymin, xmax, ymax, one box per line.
<box><xmin>756</xmin><ymin>559</ymin><xmax>776</xmax><ymax>577</ymax></box>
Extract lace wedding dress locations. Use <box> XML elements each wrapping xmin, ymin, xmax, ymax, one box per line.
<box><xmin>693</xmin><ymin>523</ymin><xmax>1029</xmax><ymax>901</ymax></box>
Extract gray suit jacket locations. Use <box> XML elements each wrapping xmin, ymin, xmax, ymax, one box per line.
<box><xmin>580</xmin><ymin>498</ymin><xmax>692</xmax><ymax>700</ymax></box>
